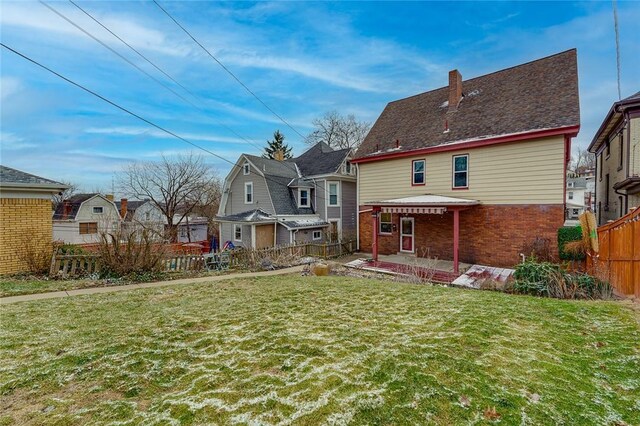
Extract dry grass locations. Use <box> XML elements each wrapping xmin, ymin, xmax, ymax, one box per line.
<box><xmin>1</xmin><ymin>276</ymin><xmax>639</xmax><ymax>425</ymax></box>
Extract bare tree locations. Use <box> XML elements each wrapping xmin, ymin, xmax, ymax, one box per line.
<box><xmin>52</xmin><ymin>181</ymin><xmax>78</xmax><ymax>211</ymax></box>
<box><xmin>191</xmin><ymin>177</ymin><xmax>224</xmax><ymax>239</ymax></box>
<box><xmin>118</xmin><ymin>154</ymin><xmax>216</xmax><ymax>242</ymax></box>
<box><xmin>571</xmin><ymin>146</ymin><xmax>595</xmax><ymax>173</ymax></box>
<box><xmin>305</xmin><ymin>110</ymin><xmax>371</xmax><ymax>150</ymax></box>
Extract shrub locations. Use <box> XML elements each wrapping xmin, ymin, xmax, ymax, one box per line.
<box><xmin>520</xmin><ymin>237</ymin><xmax>553</xmax><ymax>262</ymax></box>
<box><xmin>513</xmin><ymin>259</ymin><xmax>611</xmax><ymax>299</ymax></box>
<box><xmin>16</xmin><ymin>234</ymin><xmax>57</xmax><ymax>275</ymax></box>
<box><xmin>97</xmin><ymin>229</ymin><xmax>166</xmax><ymax>278</ymax></box>
<box><xmin>558</xmin><ymin>226</ymin><xmax>586</xmax><ymax>261</ymax></box>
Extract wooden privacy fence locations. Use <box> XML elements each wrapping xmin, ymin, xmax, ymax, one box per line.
<box><xmin>50</xmin><ymin>240</ymin><xmax>356</xmax><ymax>277</ymax></box>
<box><xmin>587</xmin><ymin>207</ymin><xmax>640</xmax><ymax>297</ymax></box>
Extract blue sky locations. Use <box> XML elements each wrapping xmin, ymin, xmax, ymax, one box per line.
<box><xmin>1</xmin><ymin>1</ymin><xmax>639</xmax><ymax>191</ymax></box>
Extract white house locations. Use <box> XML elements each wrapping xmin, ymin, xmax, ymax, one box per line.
<box><xmin>53</xmin><ymin>194</ymin><xmax>120</xmax><ymax>244</ymax></box>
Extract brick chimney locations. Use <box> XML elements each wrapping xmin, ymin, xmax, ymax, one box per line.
<box><xmin>448</xmin><ymin>69</ymin><xmax>462</xmax><ymax>112</ymax></box>
<box><xmin>62</xmin><ymin>200</ymin><xmax>73</xmax><ymax>219</ymax></box>
<box><xmin>120</xmin><ymin>198</ymin><xmax>128</xmax><ymax>219</ymax></box>
<box><xmin>274</xmin><ymin>149</ymin><xmax>284</xmax><ymax>161</ymax></box>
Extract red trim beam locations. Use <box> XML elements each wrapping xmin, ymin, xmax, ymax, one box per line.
<box><xmin>381</xmin><ymin>206</ymin><xmax>447</xmax><ymax>214</ymax></box>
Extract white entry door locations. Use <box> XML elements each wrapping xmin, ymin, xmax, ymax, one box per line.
<box><xmin>400</xmin><ymin>217</ymin><xmax>414</xmax><ymax>253</ymax></box>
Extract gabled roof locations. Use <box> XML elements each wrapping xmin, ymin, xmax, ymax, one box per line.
<box><xmin>295</xmin><ymin>142</ymin><xmax>351</xmax><ymax>176</ymax></box>
<box><xmin>53</xmin><ymin>193</ymin><xmax>100</xmax><ymax>220</ymax></box>
<box><xmin>588</xmin><ymin>90</ymin><xmax>640</xmax><ymax>153</ymax></box>
<box><xmin>355</xmin><ymin>49</ymin><xmax>580</xmax><ymax>160</ymax></box>
<box><xmin>0</xmin><ymin>165</ymin><xmax>68</xmax><ymax>191</ymax></box>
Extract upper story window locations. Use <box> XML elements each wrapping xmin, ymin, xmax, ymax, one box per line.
<box><xmin>328</xmin><ymin>182</ymin><xmax>340</xmax><ymax>206</ymax></box>
<box><xmin>567</xmin><ymin>182</ymin><xmax>574</xmax><ymax>188</ymax></box>
<box><xmin>599</xmin><ymin>154</ymin><xmax>603</xmax><ymax>181</ymax></box>
<box><xmin>243</xmin><ymin>161</ymin><xmax>250</xmax><ymax>175</ymax></box>
<box><xmin>412</xmin><ymin>159</ymin><xmax>426</xmax><ymax>185</ymax></box>
<box><xmin>618</xmin><ymin>134</ymin><xmax>624</xmax><ymax>170</ymax></box>
<box><xmin>452</xmin><ymin>154</ymin><xmax>469</xmax><ymax>189</ymax></box>
<box><xmin>93</xmin><ymin>206</ymin><xmax>104</xmax><ymax>214</ymax></box>
<box><xmin>568</xmin><ymin>191</ymin><xmax>574</xmax><ymax>200</ymax></box>
<box><xmin>379</xmin><ymin>212</ymin><xmax>392</xmax><ymax>234</ymax></box>
<box><xmin>244</xmin><ymin>182</ymin><xmax>253</xmax><ymax>204</ymax></box>
<box><xmin>298</xmin><ymin>188</ymin><xmax>310</xmax><ymax>208</ymax></box>
<box><xmin>606</xmin><ymin>141</ymin><xmax>610</xmax><ymax>158</ymax></box>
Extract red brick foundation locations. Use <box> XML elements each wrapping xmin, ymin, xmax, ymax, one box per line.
<box><xmin>359</xmin><ymin>204</ymin><xmax>564</xmax><ymax>268</ymax></box>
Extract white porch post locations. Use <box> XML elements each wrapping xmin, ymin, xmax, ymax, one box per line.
<box><xmin>251</xmin><ymin>225</ymin><xmax>256</xmax><ymax>249</ymax></box>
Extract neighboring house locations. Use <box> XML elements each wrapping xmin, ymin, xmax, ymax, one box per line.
<box><xmin>0</xmin><ymin>165</ymin><xmax>68</xmax><ymax>274</ymax></box>
<box><xmin>565</xmin><ymin>176</ymin><xmax>592</xmax><ymax>221</ymax></box>
<box><xmin>115</xmin><ymin>198</ymin><xmax>208</xmax><ymax>243</ymax></box>
<box><xmin>215</xmin><ymin>142</ymin><xmax>356</xmax><ymax>249</ymax></box>
<box><xmin>351</xmin><ymin>49</ymin><xmax>580</xmax><ymax>271</ymax></box>
<box><xmin>588</xmin><ymin>91</ymin><xmax>640</xmax><ymax>225</ymax></box>
<box><xmin>53</xmin><ymin>194</ymin><xmax>121</xmax><ymax>244</ymax></box>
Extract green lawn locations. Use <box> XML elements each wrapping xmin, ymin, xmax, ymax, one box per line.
<box><xmin>1</xmin><ymin>276</ymin><xmax>638</xmax><ymax>425</ymax></box>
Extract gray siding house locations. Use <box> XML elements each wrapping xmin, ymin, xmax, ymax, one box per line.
<box><xmin>216</xmin><ymin>142</ymin><xmax>357</xmax><ymax>249</ymax></box>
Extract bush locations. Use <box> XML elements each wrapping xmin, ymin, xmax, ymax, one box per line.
<box><xmin>97</xmin><ymin>229</ymin><xmax>166</xmax><ymax>278</ymax></box>
<box><xmin>513</xmin><ymin>259</ymin><xmax>611</xmax><ymax>299</ymax></box>
<box><xmin>520</xmin><ymin>237</ymin><xmax>553</xmax><ymax>262</ymax></box>
<box><xmin>16</xmin><ymin>234</ymin><xmax>57</xmax><ymax>275</ymax></box>
<box><xmin>558</xmin><ymin>226</ymin><xmax>586</xmax><ymax>261</ymax></box>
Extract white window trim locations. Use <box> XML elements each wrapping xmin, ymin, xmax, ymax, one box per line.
<box><xmin>298</xmin><ymin>188</ymin><xmax>310</xmax><ymax>208</ymax></box>
<box><xmin>93</xmin><ymin>206</ymin><xmax>104</xmax><ymax>214</ymax></box>
<box><xmin>312</xmin><ymin>230</ymin><xmax>322</xmax><ymax>241</ymax></box>
<box><xmin>243</xmin><ymin>161</ymin><xmax>250</xmax><ymax>175</ymax></box>
<box><xmin>412</xmin><ymin>159</ymin><xmax>426</xmax><ymax>185</ymax></box>
<box><xmin>379</xmin><ymin>212</ymin><xmax>393</xmax><ymax>235</ymax></box>
<box><xmin>244</xmin><ymin>182</ymin><xmax>253</xmax><ymax>204</ymax></box>
<box><xmin>234</xmin><ymin>224</ymin><xmax>242</xmax><ymax>242</ymax></box>
<box><xmin>327</xmin><ymin>181</ymin><xmax>340</xmax><ymax>207</ymax></box>
<box><xmin>452</xmin><ymin>154</ymin><xmax>469</xmax><ymax>189</ymax></box>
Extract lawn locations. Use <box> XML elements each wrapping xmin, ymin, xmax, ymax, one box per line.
<box><xmin>1</xmin><ymin>276</ymin><xmax>638</xmax><ymax>425</ymax></box>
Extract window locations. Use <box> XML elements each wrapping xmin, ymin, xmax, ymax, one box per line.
<box><xmin>244</xmin><ymin>182</ymin><xmax>253</xmax><ymax>204</ymax></box>
<box><xmin>606</xmin><ymin>141</ymin><xmax>610</xmax><ymax>158</ymax></box>
<box><xmin>328</xmin><ymin>182</ymin><xmax>339</xmax><ymax>206</ymax></box>
<box><xmin>452</xmin><ymin>154</ymin><xmax>469</xmax><ymax>188</ymax></box>
<box><xmin>379</xmin><ymin>212</ymin><xmax>392</xmax><ymax>234</ymax></box>
<box><xmin>619</xmin><ymin>196</ymin><xmax>624</xmax><ymax>217</ymax></box>
<box><xmin>568</xmin><ymin>191</ymin><xmax>574</xmax><ymax>200</ymax></box>
<box><xmin>599</xmin><ymin>154</ymin><xmax>602</xmax><ymax>181</ymax></box>
<box><xmin>298</xmin><ymin>188</ymin><xmax>310</xmax><ymax>207</ymax></box>
<box><xmin>567</xmin><ymin>182</ymin><xmax>574</xmax><ymax>188</ymax></box>
<box><xmin>618</xmin><ymin>134</ymin><xmax>624</xmax><ymax>170</ymax></box>
<box><xmin>92</xmin><ymin>206</ymin><xmax>103</xmax><ymax>214</ymax></box>
<box><xmin>312</xmin><ymin>230</ymin><xmax>322</xmax><ymax>241</ymax></box>
<box><xmin>605</xmin><ymin>174</ymin><xmax>610</xmax><ymax>208</ymax></box>
<box><xmin>79</xmin><ymin>222</ymin><xmax>98</xmax><ymax>235</ymax></box>
<box><xmin>572</xmin><ymin>208</ymin><xmax>580</xmax><ymax>215</ymax></box>
<box><xmin>234</xmin><ymin>225</ymin><xmax>242</xmax><ymax>241</ymax></box>
<box><xmin>412</xmin><ymin>159</ymin><xmax>426</xmax><ymax>185</ymax></box>
<box><xmin>243</xmin><ymin>161</ymin><xmax>250</xmax><ymax>175</ymax></box>
<box><xmin>345</xmin><ymin>161</ymin><xmax>352</xmax><ymax>175</ymax></box>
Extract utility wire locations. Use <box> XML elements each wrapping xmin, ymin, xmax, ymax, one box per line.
<box><xmin>152</xmin><ymin>0</ymin><xmax>307</xmax><ymax>140</ymax></box>
<box><xmin>47</xmin><ymin>0</ymin><xmax>264</xmax><ymax>153</ymax></box>
<box><xmin>0</xmin><ymin>43</ymin><xmax>331</xmax><ymax>204</ymax></box>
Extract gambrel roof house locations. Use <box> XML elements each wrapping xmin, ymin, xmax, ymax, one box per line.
<box><xmin>216</xmin><ymin>142</ymin><xmax>356</xmax><ymax>249</ymax></box>
<box><xmin>53</xmin><ymin>193</ymin><xmax>121</xmax><ymax>244</ymax></box>
<box><xmin>352</xmin><ymin>49</ymin><xmax>580</xmax><ymax>273</ymax></box>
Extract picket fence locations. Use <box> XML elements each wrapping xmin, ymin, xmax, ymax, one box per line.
<box><xmin>49</xmin><ymin>240</ymin><xmax>356</xmax><ymax>277</ymax></box>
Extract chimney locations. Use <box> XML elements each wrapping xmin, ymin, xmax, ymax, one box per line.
<box><xmin>105</xmin><ymin>194</ymin><xmax>114</xmax><ymax>201</ymax></box>
<box><xmin>274</xmin><ymin>149</ymin><xmax>284</xmax><ymax>161</ymax></box>
<box><xmin>120</xmin><ymin>198</ymin><xmax>128</xmax><ymax>219</ymax></box>
<box><xmin>448</xmin><ymin>69</ymin><xmax>462</xmax><ymax>112</ymax></box>
<box><xmin>62</xmin><ymin>200</ymin><xmax>73</xmax><ymax>219</ymax></box>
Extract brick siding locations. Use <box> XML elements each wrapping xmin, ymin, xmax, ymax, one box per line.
<box><xmin>359</xmin><ymin>204</ymin><xmax>564</xmax><ymax>268</ymax></box>
<box><xmin>0</xmin><ymin>198</ymin><xmax>53</xmax><ymax>275</ymax></box>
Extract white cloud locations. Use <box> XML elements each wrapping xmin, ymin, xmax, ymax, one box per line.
<box><xmin>0</xmin><ymin>77</ymin><xmax>22</xmax><ymax>101</ymax></box>
<box><xmin>84</xmin><ymin>126</ymin><xmax>259</xmax><ymax>145</ymax></box>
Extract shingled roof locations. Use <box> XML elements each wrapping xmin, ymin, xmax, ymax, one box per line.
<box><xmin>52</xmin><ymin>193</ymin><xmax>99</xmax><ymax>220</ymax></box>
<box><xmin>354</xmin><ymin>49</ymin><xmax>580</xmax><ymax>159</ymax></box>
<box><xmin>295</xmin><ymin>142</ymin><xmax>350</xmax><ymax>176</ymax></box>
<box><xmin>0</xmin><ymin>165</ymin><xmax>68</xmax><ymax>190</ymax></box>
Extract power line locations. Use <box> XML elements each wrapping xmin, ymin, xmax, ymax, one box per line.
<box><xmin>45</xmin><ymin>0</ymin><xmax>264</xmax><ymax>153</ymax></box>
<box><xmin>152</xmin><ymin>0</ymin><xmax>307</xmax><ymax>140</ymax></box>
<box><xmin>0</xmin><ymin>43</ymin><xmax>330</xmax><ymax>204</ymax></box>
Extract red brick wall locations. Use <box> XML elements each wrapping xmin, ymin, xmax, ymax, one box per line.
<box><xmin>359</xmin><ymin>204</ymin><xmax>564</xmax><ymax>268</ymax></box>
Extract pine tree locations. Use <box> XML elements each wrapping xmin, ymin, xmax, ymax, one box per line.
<box><xmin>263</xmin><ymin>130</ymin><xmax>293</xmax><ymax>159</ymax></box>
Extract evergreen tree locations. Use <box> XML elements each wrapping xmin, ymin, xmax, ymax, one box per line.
<box><xmin>263</xmin><ymin>130</ymin><xmax>293</xmax><ymax>159</ymax></box>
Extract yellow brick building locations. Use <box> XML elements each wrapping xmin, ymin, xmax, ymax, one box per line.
<box><xmin>0</xmin><ymin>166</ymin><xmax>68</xmax><ymax>275</ymax></box>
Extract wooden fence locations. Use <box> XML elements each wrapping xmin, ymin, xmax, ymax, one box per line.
<box><xmin>49</xmin><ymin>240</ymin><xmax>356</xmax><ymax>277</ymax></box>
<box><xmin>587</xmin><ymin>207</ymin><xmax>640</xmax><ymax>297</ymax></box>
